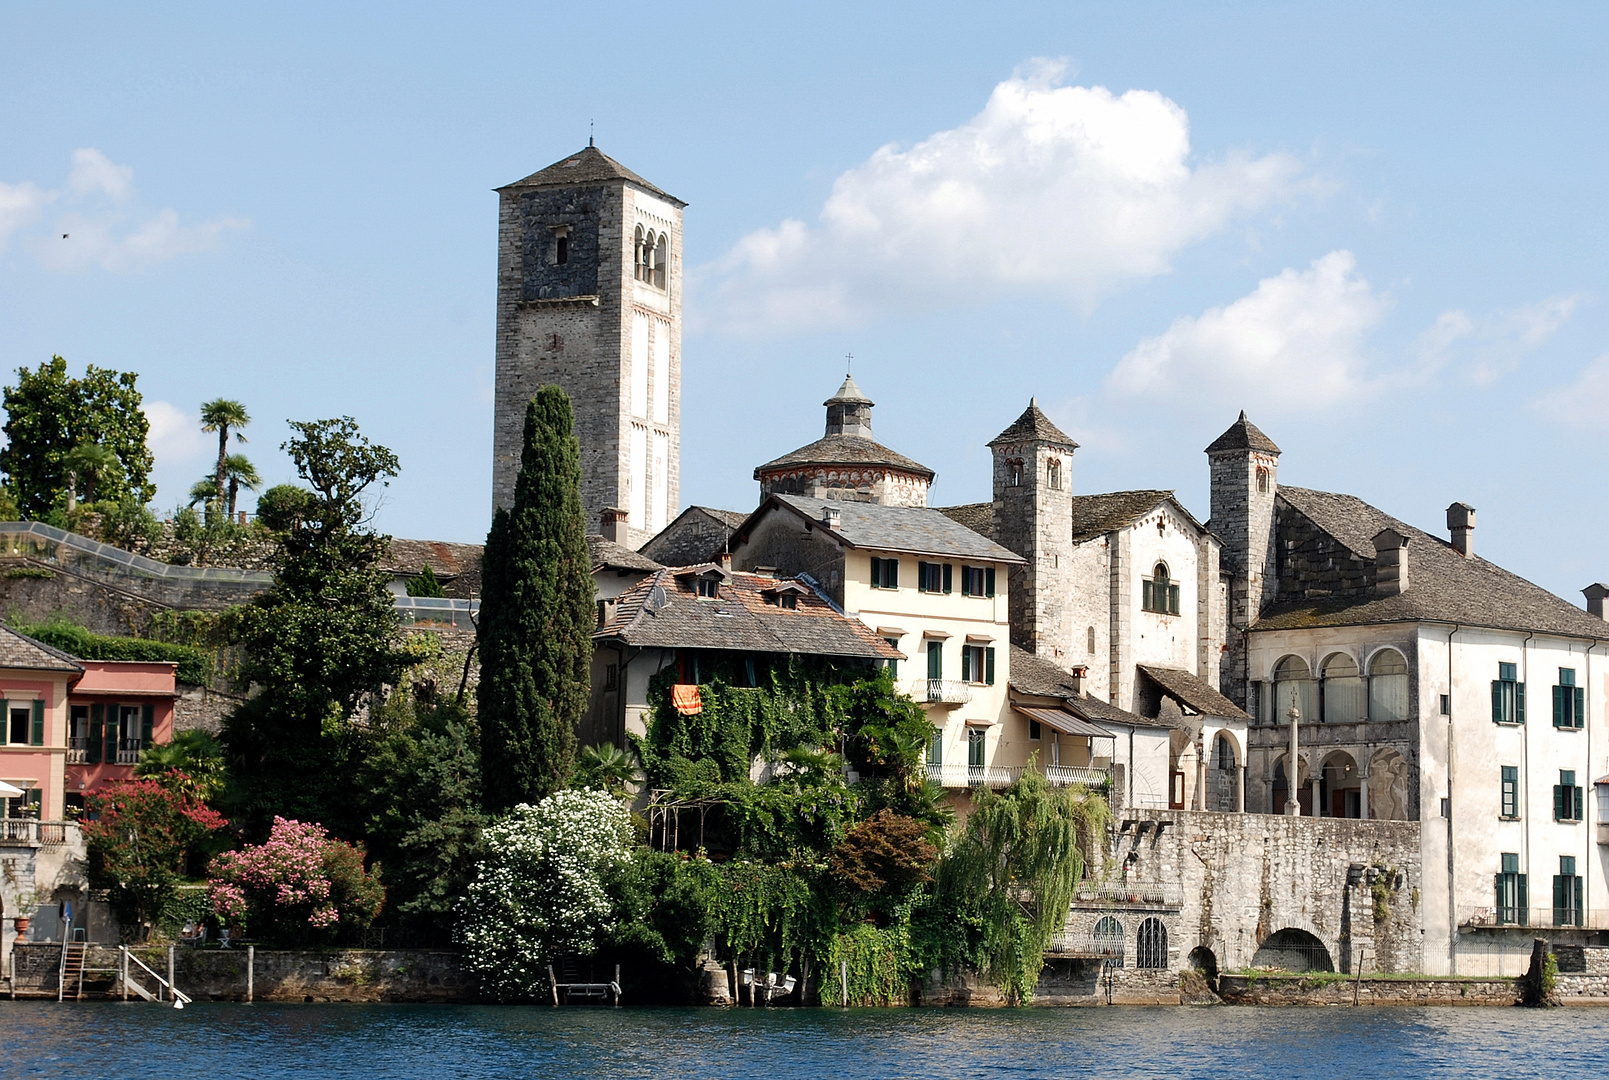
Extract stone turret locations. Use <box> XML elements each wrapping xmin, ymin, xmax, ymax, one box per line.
<box><xmin>1207</xmin><ymin>411</ymin><xmax>1281</xmax><ymax>706</ymax></box>
<box><xmin>990</xmin><ymin>399</ymin><xmax>1078</xmax><ymax>657</ymax></box>
<box><xmin>824</xmin><ymin>375</ymin><xmax>874</xmax><ymax>438</ymax></box>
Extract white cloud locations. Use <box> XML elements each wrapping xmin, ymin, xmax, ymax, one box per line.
<box><xmin>1106</xmin><ymin>250</ymin><xmax>1390</xmax><ymax>411</ymax></box>
<box><xmin>2</xmin><ymin>148</ymin><xmax>247</xmax><ymax>272</ymax></box>
<box><xmin>143</xmin><ymin>401</ymin><xmax>207</xmax><ymax>464</ymax></box>
<box><xmin>698</xmin><ymin>59</ymin><xmax>1305</xmax><ymax>336</ymax></box>
<box><xmin>1414</xmin><ymin>294</ymin><xmax>1580</xmax><ymax>385</ymax></box>
<box><xmin>1535</xmin><ymin>352</ymin><xmax>1609</xmax><ymax>428</ymax></box>
<box><xmin>67</xmin><ymin>148</ymin><xmax>133</xmax><ymax>201</ymax></box>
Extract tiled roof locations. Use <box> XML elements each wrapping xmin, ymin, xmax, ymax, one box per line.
<box><xmin>988</xmin><ymin>400</ymin><xmax>1078</xmax><ymax>449</ymax></box>
<box><xmin>597</xmin><ymin>567</ymin><xmax>901</xmax><ymax>660</ymax></box>
<box><xmin>383</xmin><ymin>538</ymin><xmax>484</xmax><ymax>599</ymax></box>
<box><xmin>1138</xmin><ymin>664</ymin><xmax>1251</xmax><ymax>721</ymax></box>
<box><xmin>936</xmin><ymin>502</ymin><xmax>995</xmax><ymax>537</ymax></box>
<box><xmin>938</xmin><ymin>490</ymin><xmax>1184</xmax><ymax>545</ymax></box>
<box><xmin>1006</xmin><ymin>646</ymin><xmax>1167</xmax><ymax>729</ymax></box>
<box><xmin>498</xmin><ymin>146</ymin><xmax>684</xmax><ymax>206</ymax></box>
<box><xmin>0</xmin><ymin>627</ymin><xmax>83</xmax><ymax>674</ymax></box>
<box><xmin>1255</xmin><ymin>487</ymin><xmax>1609</xmax><ymax>638</ymax></box>
<box><xmin>754</xmin><ymin>434</ymin><xmax>934</xmax><ymax>480</ymax></box>
<box><xmin>640</xmin><ymin>506</ymin><xmax>748</xmax><ymax>567</ymax></box>
<box><xmin>1205</xmin><ymin>410</ymin><xmax>1281</xmax><ymax>455</ymax></box>
<box><xmin>754</xmin><ymin>495</ymin><xmax>1024</xmax><ymax>564</ymax></box>
<box><xmin>587</xmin><ymin>535</ymin><xmax>662</xmax><ymax>573</ymax></box>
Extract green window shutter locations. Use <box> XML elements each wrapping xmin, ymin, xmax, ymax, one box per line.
<box><xmin>917</xmin><ymin>562</ymin><xmax>929</xmax><ymax>592</ymax></box>
<box><xmin>140</xmin><ymin>703</ymin><xmax>154</xmax><ymax>747</ymax></box>
<box><xmin>1554</xmin><ymin>784</ymin><xmax>1564</xmax><ymax>821</ymax></box>
<box><xmin>30</xmin><ymin>700</ymin><xmax>44</xmax><ymax>746</ymax></box>
<box><xmin>88</xmin><ymin>704</ymin><xmax>103</xmax><ymax>764</ymax></box>
<box><xmin>1495</xmin><ymin>873</ymin><xmax>1504</xmax><ymax>914</ymax></box>
<box><xmin>1575</xmin><ymin>687</ymin><xmax>1585</xmax><ymax>728</ymax></box>
<box><xmin>960</xmin><ymin>648</ymin><xmax>973</xmax><ymax>682</ymax></box>
<box><xmin>985</xmin><ymin>568</ymin><xmax>995</xmax><ymax>597</ymax></box>
<box><xmin>1576</xmin><ymin>786</ymin><xmax>1584</xmax><ymax>819</ymax></box>
<box><xmin>870</xmin><ymin>557</ymin><xmax>881</xmax><ymax>586</ymax></box>
<box><xmin>1169</xmin><ymin>583</ymin><xmax>1180</xmax><ymax>615</ymax></box>
<box><xmin>1575</xmin><ymin>876</ymin><xmax>1585</xmax><ymax>917</ymax></box>
<box><xmin>1518</xmin><ymin>874</ymin><xmax>1528</xmax><ymax>920</ymax></box>
<box><xmin>0</xmin><ymin>698</ymin><xmax>7</xmax><ymax>746</ymax></box>
<box><xmin>1516</xmin><ymin>682</ymin><xmax>1526</xmax><ymax>724</ymax></box>
<box><xmin>1492</xmin><ymin>680</ymin><xmax>1502</xmax><ymax>722</ymax></box>
<box><xmin>927</xmin><ymin>641</ymin><xmax>942</xmax><ymax>680</ymax></box>
<box><xmin>1553</xmin><ymin>685</ymin><xmax>1564</xmax><ymax>727</ymax></box>
<box><xmin>1142</xmin><ymin>580</ymin><xmax>1153</xmax><ymax>611</ymax></box>
<box><xmin>985</xmin><ymin>647</ymin><xmax>996</xmax><ymax>685</ymax></box>
<box><xmin>943</xmin><ymin>564</ymin><xmax>952</xmax><ymax>594</ymax></box>
<box><xmin>1554</xmin><ymin>875</ymin><xmax>1566</xmax><ymax>913</ymax></box>
<box><xmin>887</xmin><ymin>559</ymin><xmax>898</xmax><ymax>589</ymax></box>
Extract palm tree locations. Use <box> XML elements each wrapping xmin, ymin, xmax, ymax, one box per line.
<box><xmin>223</xmin><ymin>454</ymin><xmax>260</xmax><ymax>518</ymax></box>
<box><xmin>187</xmin><ymin>479</ymin><xmax>217</xmax><ymax>509</ymax></box>
<box><xmin>62</xmin><ymin>443</ymin><xmax>121</xmax><ymax>510</ymax></box>
<box><xmin>574</xmin><ymin>743</ymin><xmax>642</xmax><ymax>797</ymax></box>
<box><xmin>199</xmin><ymin>399</ymin><xmax>250</xmax><ymax>509</ymax></box>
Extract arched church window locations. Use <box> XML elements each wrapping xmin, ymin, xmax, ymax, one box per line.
<box><xmin>1047</xmin><ymin>458</ymin><xmax>1062</xmax><ymax>491</ymax></box>
<box><xmin>1257</xmin><ymin>466</ymin><xmax>1270</xmax><ymax>494</ymax></box>
<box><xmin>1142</xmin><ymin>563</ymin><xmax>1179</xmax><ymax>615</ymax></box>
<box><xmin>654</xmin><ymin>233</ymin><xmax>669</xmax><ymax>289</ymax></box>
<box><xmin>633</xmin><ymin>226</ymin><xmax>647</xmax><ymax>282</ymax></box>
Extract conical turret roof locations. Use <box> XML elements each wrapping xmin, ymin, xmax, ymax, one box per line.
<box><xmin>1205</xmin><ymin>410</ymin><xmax>1281</xmax><ymax>455</ymax></box>
<box><xmin>824</xmin><ymin>373</ymin><xmax>873</xmax><ymax>406</ymax></box>
<box><xmin>988</xmin><ymin>398</ymin><xmax>1078</xmax><ymax>449</ymax></box>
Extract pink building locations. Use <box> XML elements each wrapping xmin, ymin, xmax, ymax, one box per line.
<box><xmin>63</xmin><ymin>660</ymin><xmax>178</xmax><ymax>815</ymax></box>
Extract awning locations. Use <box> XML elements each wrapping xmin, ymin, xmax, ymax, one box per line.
<box><xmin>0</xmin><ymin>780</ymin><xmax>24</xmax><ymax>798</ymax></box>
<box><xmin>1015</xmin><ymin>704</ymin><xmax>1113</xmax><ymax>739</ymax></box>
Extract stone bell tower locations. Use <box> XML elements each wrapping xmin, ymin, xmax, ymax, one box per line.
<box><xmin>492</xmin><ymin>145</ymin><xmax>685</xmax><ymax>549</ymax></box>
<box><xmin>989</xmin><ymin>399</ymin><xmax>1078</xmax><ymax>658</ymax></box>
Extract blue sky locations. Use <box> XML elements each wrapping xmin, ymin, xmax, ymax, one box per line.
<box><xmin>2</xmin><ymin>2</ymin><xmax>1607</xmax><ymax>602</ymax></box>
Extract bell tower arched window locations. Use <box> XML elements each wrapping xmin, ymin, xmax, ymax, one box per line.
<box><xmin>1142</xmin><ymin>562</ymin><xmax>1179</xmax><ymax>615</ymax></box>
<box><xmin>654</xmin><ymin>232</ymin><xmax>668</xmax><ymax>289</ymax></box>
<box><xmin>1047</xmin><ymin>458</ymin><xmax>1062</xmax><ymax>491</ymax></box>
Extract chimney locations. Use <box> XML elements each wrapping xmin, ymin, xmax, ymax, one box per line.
<box><xmin>600</xmin><ymin>506</ymin><xmax>628</xmax><ymax>545</ymax></box>
<box><xmin>1069</xmin><ymin>664</ymin><xmax>1088</xmax><ymax>697</ymax></box>
<box><xmin>1447</xmin><ymin>502</ymin><xmax>1475</xmax><ymax>557</ymax></box>
<box><xmin>1373</xmin><ymin>528</ymin><xmax>1411</xmax><ymax>596</ymax></box>
<box><xmin>716</xmin><ymin>551</ymin><xmax>733</xmax><ymax>573</ymax></box>
<box><xmin>1584</xmin><ymin>583</ymin><xmax>1609</xmax><ymax>620</ymax></box>
<box><xmin>820</xmin><ymin>505</ymin><xmax>842</xmax><ymax>530</ymax></box>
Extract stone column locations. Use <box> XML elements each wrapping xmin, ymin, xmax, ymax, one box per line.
<box><xmin>1309</xmin><ymin>776</ymin><xmax>1322</xmax><ymax>817</ymax></box>
<box><xmin>1193</xmin><ymin>737</ymin><xmax>1207</xmax><ymax>811</ymax></box>
<box><xmin>1236</xmin><ymin>765</ymin><xmax>1246</xmax><ymax>812</ymax></box>
<box><xmin>1358</xmin><ymin>760</ymin><xmax>1370</xmax><ymax>821</ymax></box>
<box><xmin>1285</xmin><ymin>696</ymin><xmax>1301</xmax><ymax>816</ymax></box>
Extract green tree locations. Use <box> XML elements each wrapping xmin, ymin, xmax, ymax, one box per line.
<box><xmin>477</xmin><ymin>389</ymin><xmax>594</xmax><ymax>811</ymax></box>
<box><xmin>1</xmin><ymin>356</ymin><xmax>155</xmax><ymax>517</ymax></box>
<box><xmin>223</xmin><ymin>453</ymin><xmax>260</xmax><ymax>517</ymax></box>
<box><xmin>219</xmin><ymin>416</ymin><xmax>418</xmax><ymax>838</ymax></box>
<box><xmin>82</xmin><ymin>778</ymin><xmax>227</xmax><ymax>940</ymax></box>
<box><xmin>199</xmin><ymin>398</ymin><xmax>250</xmax><ymax>510</ymax></box>
<box><xmin>404</xmin><ymin>564</ymin><xmax>446</xmax><ymax>598</ymax></box>
<box><xmin>62</xmin><ymin>442</ymin><xmax>122</xmax><ymax>509</ymax></box>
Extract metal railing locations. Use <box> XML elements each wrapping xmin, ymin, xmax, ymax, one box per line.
<box><xmin>1044</xmin><ymin>765</ymin><xmax>1111</xmax><ymax>788</ymax></box>
<box><xmin>925</xmin><ymin>763</ymin><xmax>1111</xmax><ymax>790</ymax></box>
<box><xmin>1461</xmin><ymin>906</ymin><xmax>1609</xmax><ymax>930</ymax></box>
<box><xmin>0</xmin><ymin>819</ymin><xmax>76</xmax><ymax>846</ymax></box>
<box><xmin>912</xmin><ymin>678</ymin><xmax>973</xmax><ymax>705</ymax></box>
<box><xmin>1071</xmin><ymin>881</ymin><xmax>1184</xmax><ymax>909</ymax></box>
<box><xmin>1046</xmin><ymin>933</ymin><xmax>1125</xmax><ymax>958</ymax></box>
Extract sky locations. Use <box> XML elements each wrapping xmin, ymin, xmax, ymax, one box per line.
<box><xmin>1</xmin><ymin>2</ymin><xmax>1607</xmax><ymax>603</ymax></box>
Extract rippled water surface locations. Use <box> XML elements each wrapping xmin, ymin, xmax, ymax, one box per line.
<box><xmin>2</xmin><ymin>1001</ymin><xmax>1603</xmax><ymax>1079</ymax></box>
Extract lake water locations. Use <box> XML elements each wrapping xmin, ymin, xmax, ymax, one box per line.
<box><xmin>1</xmin><ymin>1001</ymin><xmax>1602</xmax><ymax>1079</ymax></box>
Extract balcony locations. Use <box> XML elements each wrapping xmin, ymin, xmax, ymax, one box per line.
<box><xmin>1046</xmin><ymin>932</ymin><xmax>1124</xmax><ymax>959</ymax></box>
<box><xmin>1044</xmin><ymin>765</ymin><xmax>1111</xmax><ymax>789</ymax></box>
<box><xmin>926</xmin><ymin>763</ymin><xmax>1113</xmax><ymax>791</ymax></box>
<box><xmin>912</xmin><ymin>678</ymin><xmax>973</xmax><ymax>705</ymax></box>
<box><xmin>116</xmin><ymin>746</ymin><xmax>143</xmax><ymax>766</ymax></box>
<box><xmin>66</xmin><ymin>736</ymin><xmax>88</xmax><ymax>764</ymax></box>
<box><xmin>1460</xmin><ymin>906</ymin><xmax>1609</xmax><ymax>931</ymax></box>
<box><xmin>0</xmin><ymin>819</ymin><xmax>75</xmax><ymax>847</ymax></box>
<box><xmin>1070</xmin><ymin>881</ymin><xmax>1184</xmax><ymax>910</ymax></box>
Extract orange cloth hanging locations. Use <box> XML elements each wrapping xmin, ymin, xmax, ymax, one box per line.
<box><xmin>672</xmin><ymin>684</ymin><xmax>703</xmax><ymax>716</ymax></box>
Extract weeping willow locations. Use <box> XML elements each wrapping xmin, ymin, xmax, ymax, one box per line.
<box><xmin>937</xmin><ymin>765</ymin><xmax>1110</xmax><ymax>1004</ymax></box>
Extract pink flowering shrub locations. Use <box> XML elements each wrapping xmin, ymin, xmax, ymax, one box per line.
<box><xmin>208</xmin><ymin>817</ymin><xmax>384</xmax><ymax>943</ymax></box>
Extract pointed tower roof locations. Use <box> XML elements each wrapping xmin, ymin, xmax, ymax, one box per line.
<box><xmin>824</xmin><ymin>373</ymin><xmax>873</xmax><ymax>407</ymax></box>
<box><xmin>1205</xmin><ymin>410</ymin><xmax>1281</xmax><ymax>455</ymax></box>
<box><xmin>497</xmin><ymin>146</ymin><xmax>685</xmax><ymax>206</ymax></box>
<box><xmin>988</xmin><ymin>398</ymin><xmax>1078</xmax><ymax>449</ymax></box>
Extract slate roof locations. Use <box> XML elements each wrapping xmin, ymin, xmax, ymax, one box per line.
<box><xmin>597</xmin><ymin>567</ymin><xmax>900</xmax><ymax>660</ymax></box>
<box><xmin>1137</xmin><ymin>664</ymin><xmax>1251</xmax><ymax>721</ymax></box>
<box><xmin>937</xmin><ymin>489</ymin><xmax>1182</xmax><ymax>545</ymax></box>
<box><xmin>1205</xmin><ymin>410</ymin><xmax>1281</xmax><ymax>455</ymax></box>
<box><xmin>497</xmin><ymin>146</ymin><xmax>685</xmax><ymax>206</ymax></box>
<box><xmin>1255</xmin><ymin>486</ymin><xmax>1609</xmax><ymax>638</ymax></box>
<box><xmin>749</xmin><ymin>495</ymin><xmax>1024</xmax><ymax>564</ymax></box>
<box><xmin>988</xmin><ymin>400</ymin><xmax>1079</xmax><ymax>449</ymax></box>
<box><xmin>754</xmin><ymin>434</ymin><xmax>935</xmax><ymax>480</ymax></box>
<box><xmin>640</xmin><ymin>506</ymin><xmax>748</xmax><ymax>567</ymax></box>
<box><xmin>825</xmin><ymin>374</ymin><xmax>873</xmax><ymax>405</ymax></box>
<box><xmin>588</xmin><ymin>535</ymin><xmax>662</xmax><ymax>573</ymax></box>
<box><xmin>0</xmin><ymin>626</ymin><xmax>84</xmax><ymax>674</ymax></box>
<box><xmin>383</xmin><ymin>539</ymin><xmax>483</xmax><ymax>599</ymax></box>
<box><xmin>1006</xmin><ymin>646</ymin><xmax>1165</xmax><ymax>730</ymax></box>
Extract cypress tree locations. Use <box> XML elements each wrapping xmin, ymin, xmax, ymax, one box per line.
<box><xmin>478</xmin><ymin>387</ymin><xmax>593</xmax><ymax>811</ymax></box>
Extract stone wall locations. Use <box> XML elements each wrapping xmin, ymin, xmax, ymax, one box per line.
<box><xmin>1219</xmin><ymin>972</ymin><xmax>1519</xmax><ymax>1005</ymax></box>
<box><xmin>0</xmin><ymin>563</ymin><xmax>163</xmax><ymax>636</ymax></box>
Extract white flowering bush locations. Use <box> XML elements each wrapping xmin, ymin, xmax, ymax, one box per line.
<box><xmin>459</xmin><ymin>789</ymin><xmax>634</xmax><ymax>1001</ymax></box>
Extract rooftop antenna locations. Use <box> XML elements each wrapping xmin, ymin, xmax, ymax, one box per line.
<box><xmin>589</xmin><ymin>120</ymin><xmax>594</xmax><ymax>147</ymax></box>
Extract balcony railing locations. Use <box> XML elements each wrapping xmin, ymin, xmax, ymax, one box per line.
<box><xmin>0</xmin><ymin>819</ymin><xmax>76</xmax><ymax>847</ymax></box>
<box><xmin>1046</xmin><ymin>932</ymin><xmax>1125</xmax><ymax>958</ymax></box>
<box><xmin>116</xmin><ymin>746</ymin><xmax>143</xmax><ymax>765</ymax></box>
<box><xmin>1071</xmin><ymin>881</ymin><xmax>1184</xmax><ymax>909</ymax></box>
<box><xmin>66</xmin><ymin>737</ymin><xmax>88</xmax><ymax>764</ymax></box>
<box><xmin>926</xmin><ymin>763</ymin><xmax>1113</xmax><ymax>791</ymax></box>
<box><xmin>1044</xmin><ymin>765</ymin><xmax>1111</xmax><ymax>788</ymax></box>
<box><xmin>908</xmin><ymin>678</ymin><xmax>973</xmax><ymax>705</ymax></box>
<box><xmin>1461</xmin><ymin>906</ymin><xmax>1609</xmax><ymax>931</ymax></box>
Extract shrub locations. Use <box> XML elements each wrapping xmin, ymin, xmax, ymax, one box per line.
<box><xmin>207</xmin><ymin>816</ymin><xmax>384</xmax><ymax>943</ymax></box>
<box><xmin>82</xmin><ymin>779</ymin><xmax>227</xmax><ymax>939</ymax></box>
<box><xmin>9</xmin><ymin>616</ymin><xmax>214</xmax><ymax>685</ymax></box>
<box><xmin>459</xmin><ymin>790</ymin><xmax>633</xmax><ymax>1001</ymax></box>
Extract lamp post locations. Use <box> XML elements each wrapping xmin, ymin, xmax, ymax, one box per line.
<box><xmin>1285</xmin><ymin>693</ymin><xmax>1302</xmax><ymax>816</ymax></box>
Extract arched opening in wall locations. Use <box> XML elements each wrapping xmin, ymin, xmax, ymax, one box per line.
<box><xmin>1321</xmin><ymin>750</ymin><xmax>1361</xmax><ymax>818</ymax></box>
<box><xmin>1207</xmin><ymin>732</ymin><xmax>1238</xmax><ymax>812</ymax></box>
<box><xmin>1367</xmin><ymin>747</ymin><xmax>1411</xmax><ymax>821</ymax></box>
<box><xmin>1320</xmin><ymin>653</ymin><xmax>1362</xmax><ymax>723</ymax></box>
<box><xmin>1143</xmin><ymin>563</ymin><xmax>1179</xmax><ymax>615</ymax></box>
<box><xmin>1271</xmin><ymin>755</ymin><xmax>1310</xmax><ymax>816</ymax></box>
<box><xmin>633</xmin><ymin>225</ymin><xmax>647</xmax><ymax>281</ymax></box>
<box><xmin>1369</xmin><ymin>649</ymin><xmax>1410</xmax><ymax>722</ymax></box>
<box><xmin>1093</xmin><ymin>916</ymin><xmax>1125</xmax><ymax>968</ymax></box>
<box><xmin>1187</xmin><ymin>945</ymin><xmax>1219</xmax><ymax>990</ymax></box>
<box><xmin>1256</xmin><ymin>466</ymin><xmax>1269</xmax><ymax>494</ymax></box>
<box><xmin>1272</xmin><ymin>656</ymin><xmax>1315</xmax><ymax>726</ymax></box>
<box><xmin>1047</xmin><ymin>458</ymin><xmax>1062</xmax><ymax>491</ymax></box>
<box><xmin>1006</xmin><ymin>458</ymin><xmax>1023</xmax><ymax>487</ymax></box>
<box><xmin>1136</xmin><ymin>918</ymin><xmax>1168</xmax><ymax>969</ymax></box>
<box><xmin>654</xmin><ymin>232</ymin><xmax>668</xmax><ymax>289</ymax></box>
<box><xmin>1251</xmin><ymin>928</ymin><xmax>1333</xmax><ymax>973</ymax></box>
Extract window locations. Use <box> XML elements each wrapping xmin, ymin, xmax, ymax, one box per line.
<box><xmin>926</xmin><ymin>640</ymin><xmax>943</xmax><ymax>680</ymax></box>
<box><xmin>1006</xmin><ymin>459</ymin><xmax>1023</xmax><ymax>487</ymax></box>
<box><xmin>1141</xmin><ymin>563</ymin><xmax>1180</xmax><ymax>615</ymax></box>
<box><xmin>1087</xmin><ymin>626</ymin><xmax>1096</xmax><ymax>655</ymax></box>
<box><xmin>1273</xmin><ymin>656</ymin><xmax>1316</xmax><ymax>724</ymax></box>
<box><xmin>696</xmin><ymin>577</ymin><xmax>719</xmax><ymax>599</ymax></box>
<box><xmin>960</xmin><ymin>566</ymin><xmax>995</xmax><ymax>598</ymax></box>
<box><xmin>1248</xmin><ymin>681</ymin><xmax>1263</xmax><ymax>725</ymax></box>
<box><xmin>1368</xmin><ymin>649</ymin><xmax>1409</xmax><ymax>723</ymax></box>
<box><xmin>870</xmin><ymin>556</ymin><xmax>899</xmax><ymax>590</ymax></box>
<box><xmin>1554</xmin><ymin>770</ymin><xmax>1584</xmax><ymax>822</ymax></box>
<box><xmin>1553</xmin><ymin>668</ymin><xmax>1585</xmax><ymax>730</ymax></box>
<box><xmin>1136</xmin><ymin>918</ymin><xmax>1168</xmax><ymax>970</ymax></box>
<box><xmin>0</xmin><ymin>699</ymin><xmax>43</xmax><ymax>747</ymax></box>
<box><xmin>1555</xmin><ymin>856</ymin><xmax>1584</xmax><ymax>927</ymax></box>
<box><xmin>604</xmin><ymin>664</ymin><xmax>618</xmax><ymax>690</ymax></box>
<box><xmin>1028</xmin><ymin>718</ymin><xmax>1042</xmax><ymax>740</ymax></box>
<box><xmin>927</xmin><ymin>728</ymin><xmax>942</xmax><ymax>766</ymax></box>
<box><xmin>1500</xmin><ymin>766</ymin><xmax>1519</xmax><ymax>820</ymax></box>
<box><xmin>778</xmin><ymin>593</ymin><xmax>797</xmax><ymax>610</ymax></box>
<box><xmin>556</xmin><ymin>233</ymin><xmax>569</xmax><ymax>265</ymax></box>
<box><xmin>1047</xmin><ymin>458</ymin><xmax>1062</xmax><ymax>491</ymax></box>
<box><xmin>960</xmin><ymin>645</ymin><xmax>996</xmax><ymax>685</ymax></box>
<box><xmin>967</xmin><ymin>727</ymin><xmax>986</xmax><ymax>773</ymax></box>
<box><xmin>1496</xmin><ymin>853</ymin><xmax>1526</xmax><ymax>925</ymax></box>
<box><xmin>1093</xmin><ymin>916</ymin><xmax>1125</xmax><ymax>967</ymax></box>
<box><xmin>1256</xmin><ymin>467</ymin><xmax>1269</xmax><ymax>494</ymax></box>
<box><xmin>1492</xmin><ymin>662</ymin><xmax>1525</xmax><ymax>725</ymax></box>
<box><xmin>917</xmin><ymin>562</ymin><xmax>951</xmax><ymax>594</ymax></box>
<box><xmin>885</xmin><ymin>640</ymin><xmax>900</xmax><ymax>680</ymax></box>
<box><xmin>654</xmin><ymin>233</ymin><xmax>668</xmax><ymax>289</ymax></box>
<box><xmin>633</xmin><ymin>226</ymin><xmax>647</xmax><ymax>281</ymax></box>
<box><xmin>1320</xmin><ymin>653</ymin><xmax>1362</xmax><ymax>724</ymax></box>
